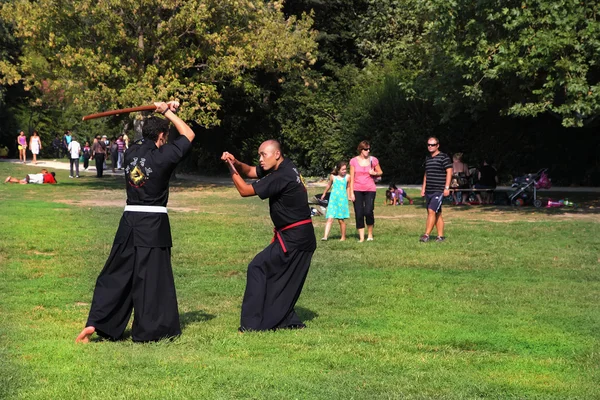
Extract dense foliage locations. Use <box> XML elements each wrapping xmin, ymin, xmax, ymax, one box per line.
<box><xmin>1</xmin><ymin>0</ymin><xmax>599</xmax><ymax>184</ymax></box>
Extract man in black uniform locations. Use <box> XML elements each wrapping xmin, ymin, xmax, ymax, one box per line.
<box><xmin>76</xmin><ymin>101</ymin><xmax>195</xmax><ymax>343</ymax></box>
<box><xmin>221</xmin><ymin>140</ymin><xmax>316</xmax><ymax>331</ymax></box>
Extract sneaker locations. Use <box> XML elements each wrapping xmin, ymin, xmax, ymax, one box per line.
<box><xmin>409</xmin><ymin>200</ymin><xmax>414</xmax><ymax>205</ymax></box>
<box><xmin>367</xmin><ymin>237</ymin><xmax>374</xmax><ymax>241</ymax></box>
<box><xmin>321</xmin><ymin>237</ymin><xmax>327</xmax><ymax>241</ymax></box>
<box><xmin>69</xmin><ymin>175</ymin><xmax>73</xmax><ymax>178</ymax></box>
<box><xmin>435</xmin><ymin>236</ymin><xmax>446</xmax><ymax>242</ymax></box>
<box><xmin>75</xmin><ymin>175</ymin><xmax>80</xmax><ymax>178</ymax></box>
<box><xmin>419</xmin><ymin>234</ymin><xmax>430</xmax><ymax>242</ymax></box>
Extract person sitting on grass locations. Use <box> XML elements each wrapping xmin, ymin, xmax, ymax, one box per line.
<box><xmin>5</xmin><ymin>169</ymin><xmax>57</xmax><ymax>185</ymax></box>
<box><xmin>385</xmin><ymin>183</ymin><xmax>414</xmax><ymax>206</ymax></box>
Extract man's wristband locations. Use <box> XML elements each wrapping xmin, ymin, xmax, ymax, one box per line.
<box><xmin>445</xmin><ymin>186</ymin><xmax>449</xmax><ymax>189</ymax></box>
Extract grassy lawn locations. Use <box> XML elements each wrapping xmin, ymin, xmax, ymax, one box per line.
<box><xmin>1</xmin><ymin>162</ymin><xmax>599</xmax><ymax>399</ymax></box>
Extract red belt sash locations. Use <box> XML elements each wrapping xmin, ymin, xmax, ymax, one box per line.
<box><xmin>271</xmin><ymin>219</ymin><xmax>312</xmax><ymax>253</ymax></box>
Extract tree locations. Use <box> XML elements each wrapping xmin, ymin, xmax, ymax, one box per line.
<box><xmin>423</xmin><ymin>0</ymin><xmax>600</xmax><ymax>127</ymax></box>
<box><xmin>0</xmin><ymin>0</ymin><xmax>317</xmax><ymax>127</ymax></box>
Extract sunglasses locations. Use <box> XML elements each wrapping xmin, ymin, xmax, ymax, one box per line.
<box><xmin>362</xmin><ymin>148</ymin><xmax>371</xmax><ymax>151</ymax></box>
<box><xmin>427</xmin><ymin>143</ymin><xmax>438</xmax><ymax>147</ymax></box>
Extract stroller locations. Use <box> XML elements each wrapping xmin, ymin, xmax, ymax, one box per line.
<box><xmin>309</xmin><ymin>193</ymin><xmax>329</xmax><ymax>216</ymax></box>
<box><xmin>508</xmin><ymin>168</ymin><xmax>552</xmax><ymax>208</ymax></box>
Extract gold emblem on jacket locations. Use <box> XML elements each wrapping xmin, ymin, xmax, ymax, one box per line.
<box><xmin>129</xmin><ymin>165</ymin><xmax>146</xmax><ymax>186</ymax></box>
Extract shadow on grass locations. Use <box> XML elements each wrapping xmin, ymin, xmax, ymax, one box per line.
<box><xmin>51</xmin><ymin>174</ymin><xmax>230</xmax><ymax>191</ymax></box>
<box><xmin>180</xmin><ymin>310</ymin><xmax>216</xmax><ymax>329</ymax></box>
<box><xmin>87</xmin><ymin>310</ymin><xmax>215</xmax><ymax>343</ymax></box>
<box><xmin>296</xmin><ymin>306</ymin><xmax>318</xmax><ymax>323</ymax></box>
<box><xmin>433</xmin><ymin>190</ymin><xmax>600</xmax><ymax>215</ymax></box>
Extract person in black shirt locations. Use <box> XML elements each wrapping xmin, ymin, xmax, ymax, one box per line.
<box><xmin>76</xmin><ymin>101</ymin><xmax>195</xmax><ymax>343</ymax></box>
<box><xmin>474</xmin><ymin>159</ymin><xmax>498</xmax><ymax>204</ymax></box>
<box><xmin>221</xmin><ymin>140</ymin><xmax>316</xmax><ymax>331</ymax></box>
<box><xmin>420</xmin><ymin>137</ymin><xmax>453</xmax><ymax>242</ymax></box>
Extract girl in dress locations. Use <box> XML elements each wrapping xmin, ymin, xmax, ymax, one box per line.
<box><xmin>320</xmin><ymin>161</ymin><xmax>351</xmax><ymax>241</ymax></box>
<box><xmin>29</xmin><ymin>130</ymin><xmax>42</xmax><ymax>165</ymax></box>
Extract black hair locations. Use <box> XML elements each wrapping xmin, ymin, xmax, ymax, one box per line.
<box><xmin>142</xmin><ymin>116</ymin><xmax>170</xmax><ymax>142</ymax></box>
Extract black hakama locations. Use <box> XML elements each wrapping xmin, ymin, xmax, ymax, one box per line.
<box><xmin>240</xmin><ymin>238</ymin><xmax>313</xmax><ymax>330</ymax></box>
<box><xmin>85</xmin><ymin>212</ymin><xmax>181</xmax><ymax>342</ymax></box>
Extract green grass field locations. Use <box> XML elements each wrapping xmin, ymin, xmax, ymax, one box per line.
<box><xmin>1</xmin><ymin>162</ymin><xmax>599</xmax><ymax>399</ymax></box>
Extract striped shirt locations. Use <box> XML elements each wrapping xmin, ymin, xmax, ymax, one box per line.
<box><xmin>425</xmin><ymin>152</ymin><xmax>452</xmax><ymax>192</ymax></box>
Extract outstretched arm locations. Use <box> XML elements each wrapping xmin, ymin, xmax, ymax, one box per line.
<box><xmin>222</xmin><ymin>152</ymin><xmax>256</xmax><ymax>197</ymax></box>
<box><xmin>221</xmin><ymin>151</ymin><xmax>258</xmax><ymax>179</ymax></box>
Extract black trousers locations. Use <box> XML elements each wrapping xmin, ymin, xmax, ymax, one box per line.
<box><xmin>353</xmin><ymin>191</ymin><xmax>376</xmax><ymax>229</ymax></box>
<box><xmin>94</xmin><ymin>154</ymin><xmax>105</xmax><ymax>177</ymax></box>
<box><xmin>240</xmin><ymin>242</ymin><xmax>313</xmax><ymax>331</ymax></box>
<box><xmin>85</xmin><ymin>225</ymin><xmax>181</xmax><ymax>342</ymax></box>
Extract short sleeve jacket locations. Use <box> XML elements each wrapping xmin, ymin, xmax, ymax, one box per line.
<box><xmin>115</xmin><ymin>135</ymin><xmax>192</xmax><ymax>248</ymax></box>
<box><xmin>124</xmin><ymin>135</ymin><xmax>192</xmax><ymax>207</ymax></box>
<box><xmin>252</xmin><ymin>158</ymin><xmax>316</xmax><ymax>252</ymax></box>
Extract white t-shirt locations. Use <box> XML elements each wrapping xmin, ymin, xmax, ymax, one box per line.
<box><xmin>68</xmin><ymin>141</ymin><xmax>81</xmax><ymax>159</ymax></box>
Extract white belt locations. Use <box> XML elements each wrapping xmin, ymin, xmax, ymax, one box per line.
<box><xmin>124</xmin><ymin>205</ymin><xmax>168</xmax><ymax>213</ymax></box>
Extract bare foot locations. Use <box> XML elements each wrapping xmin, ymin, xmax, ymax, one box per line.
<box><xmin>5</xmin><ymin>176</ymin><xmax>10</xmax><ymax>183</ymax></box>
<box><xmin>75</xmin><ymin>326</ymin><xmax>96</xmax><ymax>343</ymax></box>
<box><xmin>340</xmin><ymin>238</ymin><xmax>346</xmax><ymax>241</ymax></box>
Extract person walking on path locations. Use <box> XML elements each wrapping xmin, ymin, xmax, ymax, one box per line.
<box><xmin>76</xmin><ymin>100</ymin><xmax>195</xmax><ymax>343</ymax></box>
<box><xmin>420</xmin><ymin>137</ymin><xmax>453</xmax><ymax>242</ymax></box>
<box><xmin>29</xmin><ymin>130</ymin><xmax>42</xmax><ymax>165</ymax></box>
<box><xmin>17</xmin><ymin>130</ymin><xmax>27</xmax><ymax>164</ymax></box>
<box><xmin>320</xmin><ymin>160</ymin><xmax>350</xmax><ymax>241</ymax></box>
<box><xmin>82</xmin><ymin>141</ymin><xmax>91</xmax><ymax>170</ymax></box>
<box><xmin>349</xmin><ymin>141</ymin><xmax>382</xmax><ymax>242</ymax></box>
<box><xmin>221</xmin><ymin>140</ymin><xmax>316</xmax><ymax>332</ymax></box>
<box><xmin>62</xmin><ymin>130</ymin><xmax>72</xmax><ymax>158</ymax></box>
<box><xmin>68</xmin><ymin>135</ymin><xmax>82</xmax><ymax>178</ymax></box>
<box><xmin>116</xmin><ymin>134</ymin><xmax>126</xmax><ymax>169</ymax></box>
<box><xmin>91</xmin><ymin>135</ymin><xmax>106</xmax><ymax>177</ymax></box>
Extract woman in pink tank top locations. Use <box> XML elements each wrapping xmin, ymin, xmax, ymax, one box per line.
<box><xmin>17</xmin><ymin>130</ymin><xmax>27</xmax><ymax>164</ymax></box>
<box><xmin>349</xmin><ymin>140</ymin><xmax>383</xmax><ymax>242</ymax></box>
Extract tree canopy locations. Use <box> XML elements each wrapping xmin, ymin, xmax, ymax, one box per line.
<box><xmin>1</xmin><ymin>0</ymin><xmax>599</xmax><ymax>184</ymax></box>
<box><xmin>1</xmin><ymin>0</ymin><xmax>317</xmax><ymax>125</ymax></box>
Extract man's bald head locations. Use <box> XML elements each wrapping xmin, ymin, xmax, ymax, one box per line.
<box><xmin>258</xmin><ymin>139</ymin><xmax>283</xmax><ymax>170</ymax></box>
<box><xmin>260</xmin><ymin>140</ymin><xmax>281</xmax><ymax>153</ymax></box>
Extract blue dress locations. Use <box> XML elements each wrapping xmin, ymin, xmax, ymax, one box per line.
<box><xmin>326</xmin><ymin>175</ymin><xmax>350</xmax><ymax>219</ymax></box>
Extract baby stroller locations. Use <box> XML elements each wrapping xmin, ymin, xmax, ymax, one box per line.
<box><xmin>309</xmin><ymin>193</ymin><xmax>329</xmax><ymax>216</ymax></box>
<box><xmin>508</xmin><ymin>168</ymin><xmax>552</xmax><ymax>208</ymax></box>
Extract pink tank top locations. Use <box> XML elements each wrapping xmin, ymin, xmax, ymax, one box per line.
<box><xmin>350</xmin><ymin>156</ymin><xmax>378</xmax><ymax>192</ymax></box>
<box><xmin>18</xmin><ymin>136</ymin><xmax>27</xmax><ymax>146</ymax></box>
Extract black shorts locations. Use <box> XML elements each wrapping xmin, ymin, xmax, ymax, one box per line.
<box><xmin>425</xmin><ymin>192</ymin><xmax>443</xmax><ymax>213</ymax></box>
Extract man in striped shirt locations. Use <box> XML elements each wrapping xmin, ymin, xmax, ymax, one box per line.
<box><xmin>420</xmin><ymin>137</ymin><xmax>453</xmax><ymax>242</ymax></box>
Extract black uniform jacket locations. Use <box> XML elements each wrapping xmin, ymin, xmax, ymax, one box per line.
<box><xmin>114</xmin><ymin>135</ymin><xmax>192</xmax><ymax>248</ymax></box>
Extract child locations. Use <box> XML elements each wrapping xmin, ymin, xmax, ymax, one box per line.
<box><xmin>320</xmin><ymin>160</ymin><xmax>350</xmax><ymax>241</ymax></box>
<box><xmin>385</xmin><ymin>183</ymin><xmax>414</xmax><ymax>205</ymax></box>
<box><xmin>393</xmin><ymin>186</ymin><xmax>414</xmax><ymax>205</ymax></box>
<box><xmin>385</xmin><ymin>183</ymin><xmax>396</xmax><ymax>205</ymax></box>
